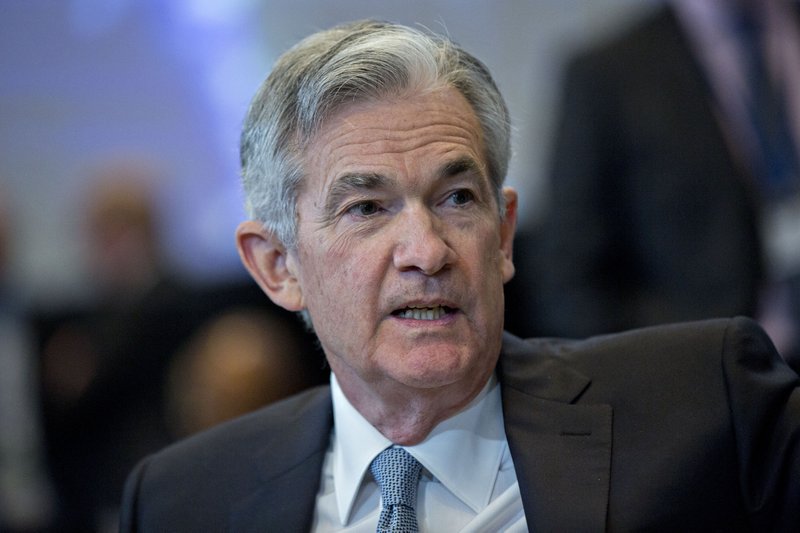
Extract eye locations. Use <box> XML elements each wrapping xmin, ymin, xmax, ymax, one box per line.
<box><xmin>346</xmin><ymin>200</ymin><xmax>383</xmax><ymax>217</ymax></box>
<box><xmin>447</xmin><ymin>189</ymin><xmax>475</xmax><ymax>206</ymax></box>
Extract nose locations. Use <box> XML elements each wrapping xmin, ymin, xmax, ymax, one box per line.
<box><xmin>392</xmin><ymin>205</ymin><xmax>454</xmax><ymax>275</ymax></box>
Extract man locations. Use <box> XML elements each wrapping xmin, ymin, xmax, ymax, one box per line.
<box><xmin>522</xmin><ymin>0</ymin><xmax>800</xmax><ymax>371</ymax></box>
<box><xmin>120</xmin><ymin>20</ymin><xmax>800</xmax><ymax>531</ymax></box>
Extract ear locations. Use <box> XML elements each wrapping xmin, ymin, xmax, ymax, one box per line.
<box><xmin>235</xmin><ymin>221</ymin><xmax>304</xmax><ymax>312</ymax></box>
<box><xmin>499</xmin><ymin>187</ymin><xmax>517</xmax><ymax>284</ymax></box>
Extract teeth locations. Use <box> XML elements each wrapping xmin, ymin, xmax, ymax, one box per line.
<box><xmin>398</xmin><ymin>306</ymin><xmax>447</xmax><ymax>320</ymax></box>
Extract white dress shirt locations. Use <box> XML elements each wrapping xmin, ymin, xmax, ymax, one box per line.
<box><xmin>312</xmin><ymin>373</ymin><xmax>527</xmax><ymax>532</ymax></box>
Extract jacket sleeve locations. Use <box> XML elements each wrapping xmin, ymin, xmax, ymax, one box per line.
<box><xmin>722</xmin><ymin>316</ymin><xmax>800</xmax><ymax>531</ymax></box>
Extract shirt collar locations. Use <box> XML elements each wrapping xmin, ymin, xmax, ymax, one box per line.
<box><xmin>330</xmin><ymin>372</ymin><xmax>507</xmax><ymax>525</ymax></box>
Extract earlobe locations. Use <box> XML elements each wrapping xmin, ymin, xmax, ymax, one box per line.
<box><xmin>235</xmin><ymin>221</ymin><xmax>305</xmax><ymax>311</ymax></box>
<box><xmin>500</xmin><ymin>187</ymin><xmax>518</xmax><ymax>283</ymax></box>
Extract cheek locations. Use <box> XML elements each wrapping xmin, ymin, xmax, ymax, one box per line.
<box><xmin>330</xmin><ymin>232</ymin><xmax>390</xmax><ymax>281</ymax></box>
<box><xmin>327</xmin><ymin>242</ymin><xmax>374</xmax><ymax>294</ymax></box>
<box><xmin>298</xmin><ymin>241</ymin><xmax>377</xmax><ymax>319</ymax></box>
<box><xmin>474</xmin><ymin>232</ymin><xmax>504</xmax><ymax>271</ymax></box>
<box><xmin>475</xmin><ymin>238</ymin><xmax>508</xmax><ymax>306</ymax></box>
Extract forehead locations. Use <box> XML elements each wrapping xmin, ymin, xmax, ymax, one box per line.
<box><xmin>301</xmin><ymin>87</ymin><xmax>487</xmax><ymax>195</ymax></box>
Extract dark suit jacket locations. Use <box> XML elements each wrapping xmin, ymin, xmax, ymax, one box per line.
<box><xmin>119</xmin><ymin>317</ymin><xmax>800</xmax><ymax>532</ymax></box>
<box><xmin>521</xmin><ymin>5</ymin><xmax>764</xmax><ymax>340</ymax></box>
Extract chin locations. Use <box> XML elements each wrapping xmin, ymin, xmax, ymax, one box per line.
<box><xmin>393</xmin><ymin>349</ymin><xmax>484</xmax><ymax>389</ymax></box>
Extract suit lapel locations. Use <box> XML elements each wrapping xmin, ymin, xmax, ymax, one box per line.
<box><xmin>229</xmin><ymin>447</ymin><xmax>329</xmax><ymax>532</ymax></box>
<box><xmin>499</xmin><ymin>334</ymin><xmax>612</xmax><ymax>532</ymax></box>
<box><xmin>229</xmin><ymin>387</ymin><xmax>334</xmax><ymax>532</ymax></box>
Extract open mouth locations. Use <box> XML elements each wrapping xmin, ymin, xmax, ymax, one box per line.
<box><xmin>392</xmin><ymin>305</ymin><xmax>454</xmax><ymax>320</ymax></box>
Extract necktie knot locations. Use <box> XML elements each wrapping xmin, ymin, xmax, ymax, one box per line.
<box><xmin>370</xmin><ymin>447</ymin><xmax>422</xmax><ymax>532</ymax></box>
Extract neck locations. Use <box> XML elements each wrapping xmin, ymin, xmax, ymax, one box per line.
<box><xmin>335</xmin><ymin>369</ymin><xmax>492</xmax><ymax>446</ymax></box>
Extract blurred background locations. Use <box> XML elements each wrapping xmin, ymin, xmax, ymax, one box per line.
<box><xmin>4</xmin><ymin>0</ymin><xmax>800</xmax><ymax>531</ymax></box>
<box><xmin>0</xmin><ymin>0</ymin><xmax>651</xmax><ymax>304</ymax></box>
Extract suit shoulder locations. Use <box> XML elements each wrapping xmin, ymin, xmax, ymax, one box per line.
<box><xmin>149</xmin><ymin>384</ymin><xmax>331</xmax><ymax>469</ymax></box>
<box><xmin>121</xmin><ymin>385</ymin><xmax>332</xmax><ymax>530</ymax></box>
<box><xmin>505</xmin><ymin>318</ymin><xmax>771</xmax><ymax>377</ymax></box>
<box><xmin>130</xmin><ymin>386</ymin><xmax>333</xmax><ymax>490</ymax></box>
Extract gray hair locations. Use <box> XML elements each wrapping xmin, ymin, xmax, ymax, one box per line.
<box><xmin>240</xmin><ymin>19</ymin><xmax>511</xmax><ymax>250</ymax></box>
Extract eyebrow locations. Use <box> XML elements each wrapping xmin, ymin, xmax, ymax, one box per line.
<box><xmin>440</xmin><ymin>156</ymin><xmax>482</xmax><ymax>179</ymax></box>
<box><xmin>322</xmin><ymin>172</ymin><xmax>388</xmax><ymax>223</ymax></box>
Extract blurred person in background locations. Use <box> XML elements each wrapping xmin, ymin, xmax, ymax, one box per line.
<box><xmin>36</xmin><ymin>158</ymin><xmax>327</xmax><ymax>532</ymax></box>
<box><xmin>165</xmin><ymin>308</ymin><xmax>328</xmax><ymax>439</ymax></box>
<box><xmin>37</xmin><ymin>161</ymin><xmax>196</xmax><ymax>532</ymax></box>
<box><xmin>0</xmin><ymin>186</ymin><xmax>56</xmax><ymax>532</ymax></box>
<box><xmin>517</xmin><ymin>0</ymin><xmax>800</xmax><ymax>372</ymax></box>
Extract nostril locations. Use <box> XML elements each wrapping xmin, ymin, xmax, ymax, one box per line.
<box><xmin>392</xmin><ymin>236</ymin><xmax>454</xmax><ymax>275</ymax></box>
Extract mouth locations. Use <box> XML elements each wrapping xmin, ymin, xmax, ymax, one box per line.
<box><xmin>391</xmin><ymin>305</ymin><xmax>456</xmax><ymax>321</ymax></box>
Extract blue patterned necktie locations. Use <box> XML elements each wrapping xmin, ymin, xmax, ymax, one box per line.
<box><xmin>370</xmin><ymin>447</ymin><xmax>423</xmax><ymax>533</ymax></box>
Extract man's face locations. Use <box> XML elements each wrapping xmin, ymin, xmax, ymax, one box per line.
<box><xmin>290</xmin><ymin>87</ymin><xmax>516</xmax><ymax>401</ymax></box>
